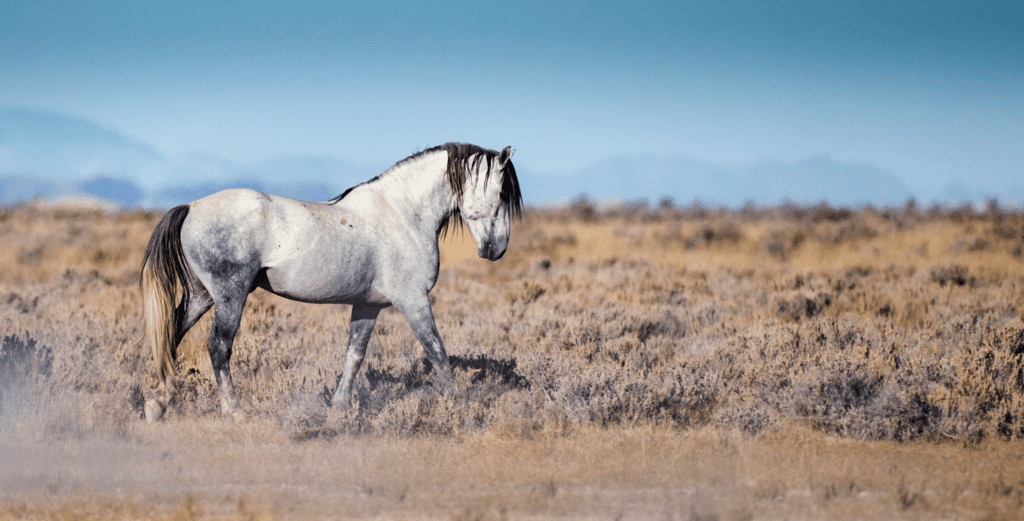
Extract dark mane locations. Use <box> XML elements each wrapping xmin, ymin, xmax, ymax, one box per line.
<box><xmin>329</xmin><ymin>142</ymin><xmax>523</xmax><ymax>237</ymax></box>
<box><xmin>327</xmin><ymin>173</ymin><xmax>382</xmax><ymax>204</ymax></box>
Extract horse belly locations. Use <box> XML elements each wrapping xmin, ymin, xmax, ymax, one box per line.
<box><xmin>262</xmin><ymin>262</ymin><xmax>389</xmax><ymax>306</ymax></box>
<box><xmin>258</xmin><ymin>199</ymin><xmax>390</xmax><ymax>305</ymax></box>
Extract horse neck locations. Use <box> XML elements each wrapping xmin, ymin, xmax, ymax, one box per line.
<box><xmin>372</xmin><ymin>151</ymin><xmax>456</xmax><ymax>236</ymax></box>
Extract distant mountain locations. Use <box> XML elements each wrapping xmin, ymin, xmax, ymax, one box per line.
<box><xmin>531</xmin><ymin>155</ymin><xmax>914</xmax><ymax>207</ymax></box>
<box><xmin>149</xmin><ymin>152</ymin><xmax>372</xmax><ymax>197</ymax></box>
<box><xmin>0</xmin><ymin>175</ymin><xmax>64</xmax><ymax>203</ymax></box>
<box><xmin>0</xmin><ymin>173</ymin><xmax>347</xmax><ymax>207</ymax></box>
<box><xmin>0</xmin><ymin>174</ymin><xmax>145</xmax><ymax>206</ymax></box>
<box><xmin>0</xmin><ymin>106</ymin><xmax>162</xmax><ymax>179</ymax></box>
<box><xmin>79</xmin><ymin>176</ymin><xmax>145</xmax><ymax>206</ymax></box>
<box><xmin>0</xmin><ymin>106</ymin><xmax>378</xmax><ymax>207</ymax></box>
<box><xmin>3</xmin><ymin>105</ymin><xmax>1013</xmax><ymax>209</ymax></box>
<box><xmin>153</xmin><ymin>179</ymin><xmax>340</xmax><ymax>207</ymax></box>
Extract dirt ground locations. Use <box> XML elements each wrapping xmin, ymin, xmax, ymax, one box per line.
<box><xmin>5</xmin><ymin>421</ymin><xmax>1024</xmax><ymax>520</ymax></box>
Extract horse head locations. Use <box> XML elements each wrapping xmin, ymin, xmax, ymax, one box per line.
<box><xmin>459</xmin><ymin>146</ymin><xmax>520</xmax><ymax>261</ymax></box>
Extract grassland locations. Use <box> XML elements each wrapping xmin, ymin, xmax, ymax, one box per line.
<box><xmin>1</xmin><ymin>198</ymin><xmax>1023</xmax><ymax>519</ymax></box>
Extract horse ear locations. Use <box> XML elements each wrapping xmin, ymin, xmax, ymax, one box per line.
<box><xmin>498</xmin><ymin>146</ymin><xmax>514</xmax><ymax>164</ymax></box>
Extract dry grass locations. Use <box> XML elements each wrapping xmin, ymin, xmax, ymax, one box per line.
<box><xmin>2</xmin><ymin>199</ymin><xmax>1024</xmax><ymax>519</ymax></box>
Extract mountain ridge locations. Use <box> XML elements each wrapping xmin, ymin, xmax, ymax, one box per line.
<box><xmin>2</xmin><ymin>106</ymin><xmax>1014</xmax><ymax>209</ymax></box>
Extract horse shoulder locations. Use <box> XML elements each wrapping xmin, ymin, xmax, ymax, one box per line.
<box><xmin>331</xmin><ymin>188</ymin><xmax>442</xmax><ymax>299</ymax></box>
<box><xmin>370</xmin><ymin>230</ymin><xmax>442</xmax><ymax>302</ymax></box>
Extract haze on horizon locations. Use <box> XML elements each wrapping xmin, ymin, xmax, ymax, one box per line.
<box><xmin>1</xmin><ymin>0</ymin><xmax>1021</xmax><ymax>206</ymax></box>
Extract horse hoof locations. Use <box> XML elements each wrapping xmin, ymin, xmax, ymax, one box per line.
<box><xmin>226</xmin><ymin>409</ymin><xmax>246</xmax><ymax>422</ymax></box>
<box><xmin>144</xmin><ymin>399</ymin><xmax>165</xmax><ymax>423</ymax></box>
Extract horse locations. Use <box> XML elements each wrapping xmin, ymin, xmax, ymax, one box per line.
<box><xmin>140</xmin><ymin>143</ymin><xmax>522</xmax><ymax>422</ymax></box>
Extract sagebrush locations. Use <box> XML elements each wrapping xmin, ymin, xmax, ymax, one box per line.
<box><xmin>2</xmin><ymin>200</ymin><xmax>1022</xmax><ymax>443</ymax></box>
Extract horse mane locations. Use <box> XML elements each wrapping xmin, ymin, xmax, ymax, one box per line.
<box><xmin>329</xmin><ymin>143</ymin><xmax>523</xmax><ymax>237</ymax></box>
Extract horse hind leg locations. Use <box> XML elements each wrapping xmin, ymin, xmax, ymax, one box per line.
<box><xmin>207</xmin><ymin>294</ymin><xmax>248</xmax><ymax>421</ymax></box>
<box><xmin>178</xmin><ymin>284</ymin><xmax>214</xmax><ymax>343</ymax></box>
<box><xmin>332</xmin><ymin>305</ymin><xmax>382</xmax><ymax>409</ymax></box>
<box><xmin>144</xmin><ymin>283</ymin><xmax>214</xmax><ymax>423</ymax></box>
<box><xmin>145</xmin><ymin>385</ymin><xmax>172</xmax><ymax>423</ymax></box>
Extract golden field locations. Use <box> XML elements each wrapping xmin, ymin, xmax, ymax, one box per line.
<box><xmin>1</xmin><ymin>198</ymin><xmax>1024</xmax><ymax>520</ymax></box>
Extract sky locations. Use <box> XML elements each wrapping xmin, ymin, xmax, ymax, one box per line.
<box><xmin>1</xmin><ymin>0</ymin><xmax>1022</xmax><ymax>203</ymax></box>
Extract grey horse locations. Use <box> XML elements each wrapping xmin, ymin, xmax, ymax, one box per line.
<box><xmin>140</xmin><ymin>143</ymin><xmax>522</xmax><ymax>422</ymax></box>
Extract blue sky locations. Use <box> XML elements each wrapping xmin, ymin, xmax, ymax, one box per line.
<box><xmin>1</xmin><ymin>1</ymin><xmax>1021</xmax><ymax>203</ymax></box>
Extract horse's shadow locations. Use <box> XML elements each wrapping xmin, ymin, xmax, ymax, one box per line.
<box><xmin>360</xmin><ymin>354</ymin><xmax>530</xmax><ymax>394</ymax></box>
<box><xmin>295</xmin><ymin>353</ymin><xmax>530</xmax><ymax>441</ymax></box>
<box><xmin>304</xmin><ymin>354</ymin><xmax>530</xmax><ymax>433</ymax></box>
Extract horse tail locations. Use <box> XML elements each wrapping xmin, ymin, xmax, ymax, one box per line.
<box><xmin>140</xmin><ymin>205</ymin><xmax>193</xmax><ymax>419</ymax></box>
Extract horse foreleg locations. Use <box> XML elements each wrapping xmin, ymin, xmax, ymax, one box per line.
<box><xmin>208</xmin><ymin>298</ymin><xmax>247</xmax><ymax>421</ymax></box>
<box><xmin>332</xmin><ymin>305</ymin><xmax>382</xmax><ymax>409</ymax></box>
<box><xmin>396</xmin><ymin>297</ymin><xmax>454</xmax><ymax>395</ymax></box>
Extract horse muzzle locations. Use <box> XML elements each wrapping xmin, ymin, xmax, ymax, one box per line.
<box><xmin>478</xmin><ymin>240</ymin><xmax>507</xmax><ymax>261</ymax></box>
